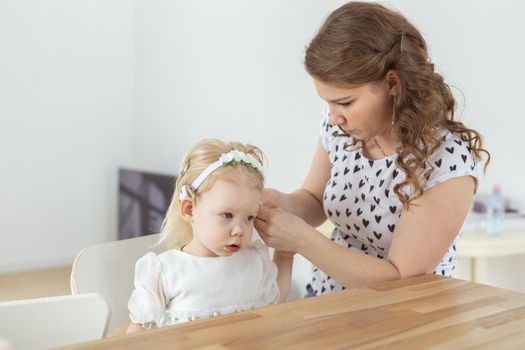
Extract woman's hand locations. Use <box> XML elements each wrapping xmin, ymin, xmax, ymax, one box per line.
<box><xmin>261</xmin><ymin>188</ymin><xmax>286</xmax><ymax>210</ymax></box>
<box><xmin>255</xmin><ymin>205</ymin><xmax>315</xmax><ymax>253</ymax></box>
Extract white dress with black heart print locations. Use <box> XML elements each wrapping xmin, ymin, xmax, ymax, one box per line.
<box><xmin>306</xmin><ymin>111</ymin><xmax>480</xmax><ymax>297</ymax></box>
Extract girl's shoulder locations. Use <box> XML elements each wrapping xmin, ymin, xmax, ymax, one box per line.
<box><xmin>134</xmin><ymin>249</ymin><xmax>185</xmax><ymax>271</ymax></box>
<box><xmin>135</xmin><ymin>251</ymin><xmax>162</xmax><ymax>268</ymax></box>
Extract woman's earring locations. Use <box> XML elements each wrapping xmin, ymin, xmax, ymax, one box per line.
<box><xmin>391</xmin><ymin>97</ymin><xmax>396</xmax><ymax>126</ymax></box>
<box><xmin>391</xmin><ymin>95</ymin><xmax>396</xmax><ymax>128</ymax></box>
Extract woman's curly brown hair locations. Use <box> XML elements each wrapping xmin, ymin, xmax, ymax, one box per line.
<box><xmin>305</xmin><ymin>1</ymin><xmax>490</xmax><ymax>209</ymax></box>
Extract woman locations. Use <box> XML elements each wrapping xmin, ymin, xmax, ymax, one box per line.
<box><xmin>255</xmin><ymin>2</ymin><xmax>489</xmax><ymax>296</ymax></box>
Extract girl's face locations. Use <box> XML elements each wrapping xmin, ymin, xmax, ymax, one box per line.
<box><xmin>187</xmin><ymin>177</ymin><xmax>261</xmax><ymax>257</ymax></box>
<box><xmin>313</xmin><ymin>78</ymin><xmax>394</xmax><ymax>142</ymax></box>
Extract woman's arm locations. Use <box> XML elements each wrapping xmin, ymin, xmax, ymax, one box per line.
<box><xmin>264</xmin><ymin>140</ymin><xmax>331</xmax><ymax>227</ymax></box>
<box><xmin>273</xmin><ymin>251</ymin><xmax>294</xmax><ymax>302</ymax></box>
<box><xmin>258</xmin><ymin>175</ymin><xmax>475</xmax><ymax>289</ymax></box>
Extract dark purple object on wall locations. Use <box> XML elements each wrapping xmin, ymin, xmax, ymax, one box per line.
<box><xmin>118</xmin><ymin>168</ymin><xmax>175</xmax><ymax>240</ymax></box>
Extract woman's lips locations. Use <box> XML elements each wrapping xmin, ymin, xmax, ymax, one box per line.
<box><xmin>225</xmin><ymin>244</ymin><xmax>240</xmax><ymax>253</ymax></box>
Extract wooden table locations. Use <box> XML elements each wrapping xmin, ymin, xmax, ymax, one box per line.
<box><xmin>59</xmin><ymin>275</ymin><xmax>525</xmax><ymax>349</ymax></box>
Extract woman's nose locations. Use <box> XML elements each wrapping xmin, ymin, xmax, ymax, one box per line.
<box><xmin>327</xmin><ymin>108</ymin><xmax>345</xmax><ymax>126</ymax></box>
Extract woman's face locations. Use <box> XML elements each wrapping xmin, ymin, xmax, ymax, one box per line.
<box><xmin>313</xmin><ymin>78</ymin><xmax>394</xmax><ymax>142</ymax></box>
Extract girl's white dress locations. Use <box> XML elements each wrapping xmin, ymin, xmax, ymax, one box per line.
<box><xmin>128</xmin><ymin>240</ymin><xmax>279</xmax><ymax>327</ymax></box>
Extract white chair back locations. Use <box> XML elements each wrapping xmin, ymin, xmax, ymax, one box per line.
<box><xmin>70</xmin><ymin>233</ymin><xmax>163</xmax><ymax>330</ymax></box>
<box><xmin>0</xmin><ymin>293</ymin><xmax>109</xmax><ymax>350</ymax></box>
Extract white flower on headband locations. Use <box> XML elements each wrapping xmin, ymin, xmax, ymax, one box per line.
<box><xmin>180</xmin><ymin>149</ymin><xmax>264</xmax><ymax>201</ymax></box>
<box><xmin>219</xmin><ymin>150</ymin><xmax>264</xmax><ymax>174</ymax></box>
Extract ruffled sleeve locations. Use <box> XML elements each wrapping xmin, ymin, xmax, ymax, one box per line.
<box><xmin>252</xmin><ymin>240</ymin><xmax>279</xmax><ymax>305</ymax></box>
<box><xmin>128</xmin><ymin>252</ymin><xmax>167</xmax><ymax>327</ymax></box>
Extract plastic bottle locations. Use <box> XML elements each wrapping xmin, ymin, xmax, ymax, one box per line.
<box><xmin>486</xmin><ymin>185</ymin><xmax>505</xmax><ymax>237</ymax></box>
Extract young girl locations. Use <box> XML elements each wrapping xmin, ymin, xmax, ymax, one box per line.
<box><xmin>127</xmin><ymin>139</ymin><xmax>293</xmax><ymax>333</ymax></box>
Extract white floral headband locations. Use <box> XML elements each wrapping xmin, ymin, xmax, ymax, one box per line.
<box><xmin>179</xmin><ymin>150</ymin><xmax>264</xmax><ymax>201</ymax></box>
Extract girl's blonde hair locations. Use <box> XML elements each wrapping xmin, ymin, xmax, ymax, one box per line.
<box><xmin>159</xmin><ymin>138</ymin><xmax>265</xmax><ymax>250</ymax></box>
<box><xmin>305</xmin><ymin>2</ymin><xmax>490</xmax><ymax>209</ymax></box>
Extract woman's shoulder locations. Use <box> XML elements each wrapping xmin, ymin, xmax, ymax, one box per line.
<box><xmin>421</xmin><ymin>128</ymin><xmax>480</xmax><ymax>190</ymax></box>
<box><xmin>429</xmin><ymin>129</ymin><xmax>476</xmax><ymax>164</ymax></box>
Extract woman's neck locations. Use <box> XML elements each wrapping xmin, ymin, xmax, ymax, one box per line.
<box><xmin>363</xmin><ymin>132</ymin><xmax>398</xmax><ymax>159</ymax></box>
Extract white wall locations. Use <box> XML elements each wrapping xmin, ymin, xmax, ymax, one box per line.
<box><xmin>1</xmin><ymin>0</ymin><xmax>525</xmax><ymax>293</ymax></box>
<box><xmin>0</xmin><ymin>0</ymin><xmax>135</xmax><ymax>271</ymax></box>
<box><xmin>131</xmin><ymin>0</ymin><xmax>346</xmax><ymax>190</ymax></box>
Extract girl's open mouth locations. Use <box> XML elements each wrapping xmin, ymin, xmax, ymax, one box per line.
<box><xmin>225</xmin><ymin>244</ymin><xmax>240</xmax><ymax>253</ymax></box>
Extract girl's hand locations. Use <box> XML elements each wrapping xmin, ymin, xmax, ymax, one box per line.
<box><xmin>126</xmin><ymin>322</ymin><xmax>146</xmax><ymax>334</ymax></box>
<box><xmin>255</xmin><ymin>205</ymin><xmax>314</xmax><ymax>253</ymax></box>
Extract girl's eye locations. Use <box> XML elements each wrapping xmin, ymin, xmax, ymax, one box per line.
<box><xmin>247</xmin><ymin>215</ymin><xmax>255</xmax><ymax>222</ymax></box>
<box><xmin>222</xmin><ymin>212</ymin><xmax>233</xmax><ymax>219</ymax></box>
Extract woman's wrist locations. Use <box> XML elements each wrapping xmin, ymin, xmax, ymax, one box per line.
<box><xmin>275</xmin><ymin>250</ymin><xmax>295</xmax><ymax>259</ymax></box>
<box><xmin>295</xmin><ymin>224</ymin><xmax>322</xmax><ymax>256</ymax></box>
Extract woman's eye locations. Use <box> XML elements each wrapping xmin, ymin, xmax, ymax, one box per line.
<box><xmin>222</xmin><ymin>212</ymin><xmax>233</xmax><ymax>219</ymax></box>
<box><xmin>338</xmin><ymin>101</ymin><xmax>353</xmax><ymax>107</ymax></box>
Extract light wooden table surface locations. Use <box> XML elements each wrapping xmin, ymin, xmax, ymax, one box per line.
<box><xmin>59</xmin><ymin>275</ymin><xmax>525</xmax><ymax>349</ymax></box>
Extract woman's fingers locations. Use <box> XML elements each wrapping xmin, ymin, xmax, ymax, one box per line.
<box><xmin>254</xmin><ymin>216</ymin><xmax>268</xmax><ymax>234</ymax></box>
<box><xmin>261</xmin><ymin>188</ymin><xmax>280</xmax><ymax>208</ymax></box>
<box><xmin>256</xmin><ymin>204</ymin><xmax>274</xmax><ymax>221</ymax></box>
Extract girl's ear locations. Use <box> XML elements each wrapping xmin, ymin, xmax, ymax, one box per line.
<box><xmin>179</xmin><ymin>198</ymin><xmax>194</xmax><ymax>222</ymax></box>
